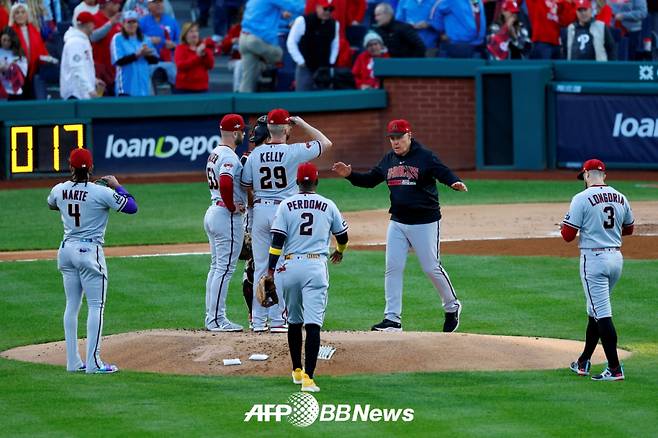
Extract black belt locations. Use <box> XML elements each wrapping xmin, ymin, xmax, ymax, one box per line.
<box><xmin>254</xmin><ymin>199</ymin><xmax>281</xmax><ymax>205</ymax></box>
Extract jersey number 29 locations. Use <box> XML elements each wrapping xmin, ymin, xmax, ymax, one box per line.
<box><xmin>259</xmin><ymin>166</ymin><xmax>287</xmax><ymax>189</ymax></box>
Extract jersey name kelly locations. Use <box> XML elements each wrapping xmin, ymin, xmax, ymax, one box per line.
<box><xmin>588</xmin><ymin>192</ymin><xmax>625</xmax><ymax>206</ymax></box>
<box><xmin>62</xmin><ymin>189</ymin><xmax>88</xmax><ymax>201</ymax></box>
<box><xmin>285</xmin><ymin>198</ymin><xmax>328</xmax><ymax>212</ymax></box>
<box><xmin>260</xmin><ymin>151</ymin><xmax>285</xmax><ymax>162</ymax></box>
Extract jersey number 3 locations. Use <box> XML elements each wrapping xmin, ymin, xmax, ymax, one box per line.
<box><xmin>259</xmin><ymin>166</ymin><xmax>287</xmax><ymax>189</ymax></box>
<box><xmin>603</xmin><ymin>206</ymin><xmax>615</xmax><ymax>229</ymax></box>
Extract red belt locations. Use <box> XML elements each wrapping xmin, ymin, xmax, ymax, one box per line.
<box><xmin>215</xmin><ymin>200</ymin><xmax>226</xmax><ymax>207</ymax></box>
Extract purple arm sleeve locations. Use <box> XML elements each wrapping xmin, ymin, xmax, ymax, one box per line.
<box><xmin>115</xmin><ymin>185</ymin><xmax>138</xmax><ymax>214</ymax></box>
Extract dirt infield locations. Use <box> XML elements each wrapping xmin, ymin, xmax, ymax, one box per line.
<box><xmin>2</xmin><ymin>201</ymin><xmax>657</xmax><ymax>261</ymax></box>
<box><xmin>1</xmin><ymin>330</ymin><xmax>631</xmax><ymax>376</ymax></box>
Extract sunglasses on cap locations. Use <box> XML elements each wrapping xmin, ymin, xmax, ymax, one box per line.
<box><xmin>323</xmin><ymin>6</ymin><xmax>334</xmax><ymax>11</ymax></box>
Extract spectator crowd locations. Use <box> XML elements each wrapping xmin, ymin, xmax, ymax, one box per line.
<box><xmin>0</xmin><ymin>0</ymin><xmax>655</xmax><ymax>99</ymax></box>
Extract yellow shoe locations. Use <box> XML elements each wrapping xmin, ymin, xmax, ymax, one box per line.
<box><xmin>301</xmin><ymin>373</ymin><xmax>320</xmax><ymax>393</ymax></box>
<box><xmin>292</xmin><ymin>368</ymin><xmax>303</xmax><ymax>384</ymax></box>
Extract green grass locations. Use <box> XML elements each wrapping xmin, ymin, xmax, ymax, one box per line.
<box><xmin>1</xmin><ymin>179</ymin><xmax>656</xmax><ymax>251</ymax></box>
<box><xmin>1</xmin><ymin>253</ymin><xmax>657</xmax><ymax>437</ymax></box>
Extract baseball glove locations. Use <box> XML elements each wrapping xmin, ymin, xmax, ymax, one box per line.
<box><xmin>239</xmin><ymin>233</ymin><xmax>252</xmax><ymax>261</ymax></box>
<box><xmin>256</xmin><ymin>275</ymin><xmax>278</xmax><ymax>308</ymax></box>
<box><xmin>94</xmin><ymin>177</ymin><xmax>109</xmax><ymax>187</ymax></box>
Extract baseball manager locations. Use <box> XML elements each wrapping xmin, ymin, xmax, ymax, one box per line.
<box><xmin>332</xmin><ymin>119</ymin><xmax>467</xmax><ymax>332</ymax></box>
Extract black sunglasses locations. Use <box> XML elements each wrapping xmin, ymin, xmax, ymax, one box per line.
<box><xmin>323</xmin><ymin>6</ymin><xmax>335</xmax><ymax>11</ymax></box>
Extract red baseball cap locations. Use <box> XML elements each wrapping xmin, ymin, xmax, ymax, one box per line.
<box><xmin>577</xmin><ymin>158</ymin><xmax>606</xmax><ymax>180</ymax></box>
<box><xmin>317</xmin><ymin>0</ymin><xmax>335</xmax><ymax>8</ymax></box>
<box><xmin>219</xmin><ymin>114</ymin><xmax>245</xmax><ymax>131</ymax></box>
<box><xmin>76</xmin><ymin>11</ymin><xmax>95</xmax><ymax>25</ymax></box>
<box><xmin>297</xmin><ymin>162</ymin><xmax>319</xmax><ymax>183</ymax></box>
<box><xmin>574</xmin><ymin>0</ymin><xmax>591</xmax><ymax>9</ymax></box>
<box><xmin>387</xmin><ymin>119</ymin><xmax>412</xmax><ymax>136</ymax></box>
<box><xmin>98</xmin><ymin>0</ymin><xmax>122</xmax><ymax>5</ymax></box>
<box><xmin>502</xmin><ymin>0</ymin><xmax>520</xmax><ymax>13</ymax></box>
<box><xmin>268</xmin><ymin>108</ymin><xmax>291</xmax><ymax>125</ymax></box>
<box><xmin>70</xmin><ymin>148</ymin><xmax>93</xmax><ymax>169</ymax></box>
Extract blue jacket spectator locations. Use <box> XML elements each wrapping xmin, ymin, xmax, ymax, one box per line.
<box><xmin>111</xmin><ymin>11</ymin><xmax>159</xmax><ymax>96</ymax></box>
<box><xmin>139</xmin><ymin>0</ymin><xmax>180</xmax><ymax>54</ymax></box>
<box><xmin>430</xmin><ymin>0</ymin><xmax>487</xmax><ymax>49</ymax></box>
<box><xmin>396</xmin><ymin>0</ymin><xmax>440</xmax><ymax>50</ymax></box>
<box><xmin>242</xmin><ymin>0</ymin><xmax>304</xmax><ymax>46</ymax></box>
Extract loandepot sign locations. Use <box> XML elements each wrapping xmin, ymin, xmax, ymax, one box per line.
<box><xmin>244</xmin><ymin>393</ymin><xmax>415</xmax><ymax>428</ymax></box>
<box><xmin>104</xmin><ymin>134</ymin><xmax>221</xmax><ymax>162</ymax></box>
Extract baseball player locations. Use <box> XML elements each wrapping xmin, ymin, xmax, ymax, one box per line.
<box><xmin>267</xmin><ymin>162</ymin><xmax>349</xmax><ymax>392</ymax></box>
<box><xmin>241</xmin><ymin>115</ymin><xmax>269</xmax><ymax>328</ymax></box>
<box><xmin>240</xmin><ymin>108</ymin><xmax>333</xmax><ymax>333</ymax></box>
<box><xmin>47</xmin><ymin>148</ymin><xmax>138</xmax><ymax>374</ymax></box>
<box><xmin>562</xmin><ymin>159</ymin><xmax>634</xmax><ymax>381</ymax></box>
<box><xmin>204</xmin><ymin>114</ymin><xmax>248</xmax><ymax>332</ymax></box>
<box><xmin>332</xmin><ymin>119</ymin><xmax>468</xmax><ymax>333</ymax></box>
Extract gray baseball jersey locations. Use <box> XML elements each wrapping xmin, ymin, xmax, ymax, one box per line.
<box><xmin>240</xmin><ymin>141</ymin><xmax>322</xmax><ymax>201</ymax></box>
<box><xmin>272</xmin><ymin>192</ymin><xmax>348</xmax><ymax>326</ymax></box>
<box><xmin>271</xmin><ymin>193</ymin><xmax>348</xmax><ymax>255</ymax></box>
<box><xmin>563</xmin><ymin>185</ymin><xmax>634</xmax><ymax>249</ymax></box>
<box><xmin>47</xmin><ymin>181</ymin><xmax>127</xmax><ymax>245</ymax></box>
<box><xmin>207</xmin><ymin>145</ymin><xmax>246</xmax><ymax>205</ymax></box>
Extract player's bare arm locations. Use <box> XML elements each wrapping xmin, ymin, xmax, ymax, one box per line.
<box><xmin>289</xmin><ymin>116</ymin><xmax>332</xmax><ymax>152</ymax></box>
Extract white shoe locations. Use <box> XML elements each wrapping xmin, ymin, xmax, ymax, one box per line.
<box><xmin>208</xmin><ymin>320</ymin><xmax>243</xmax><ymax>332</ymax></box>
<box><xmin>270</xmin><ymin>323</ymin><xmax>288</xmax><ymax>333</ymax></box>
<box><xmin>252</xmin><ymin>324</ymin><xmax>268</xmax><ymax>333</ymax></box>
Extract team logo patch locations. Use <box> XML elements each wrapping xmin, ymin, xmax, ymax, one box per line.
<box><xmin>223</xmin><ymin>163</ymin><xmax>234</xmax><ymax>168</ymax></box>
<box><xmin>73</xmin><ymin>54</ymin><xmax>81</xmax><ymax>62</ymax></box>
<box><xmin>305</xmin><ymin>142</ymin><xmax>313</xmax><ymax>149</ymax></box>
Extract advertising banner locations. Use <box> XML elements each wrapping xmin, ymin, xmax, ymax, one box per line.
<box><xmin>92</xmin><ymin>116</ymin><xmax>248</xmax><ymax>173</ymax></box>
<box><xmin>555</xmin><ymin>94</ymin><xmax>658</xmax><ymax>168</ymax></box>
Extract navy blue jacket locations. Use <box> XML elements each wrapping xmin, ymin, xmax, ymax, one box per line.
<box><xmin>346</xmin><ymin>139</ymin><xmax>461</xmax><ymax>224</ymax></box>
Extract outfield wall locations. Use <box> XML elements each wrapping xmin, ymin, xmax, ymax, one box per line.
<box><xmin>2</xmin><ymin>59</ymin><xmax>657</xmax><ymax>180</ymax></box>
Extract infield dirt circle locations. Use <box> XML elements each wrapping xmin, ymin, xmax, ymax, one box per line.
<box><xmin>3</xmin><ymin>201</ymin><xmax>655</xmax><ymax>375</ymax></box>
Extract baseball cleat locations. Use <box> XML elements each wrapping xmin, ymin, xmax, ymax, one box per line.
<box><xmin>371</xmin><ymin>319</ymin><xmax>402</xmax><ymax>332</ymax></box>
<box><xmin>68</xmin><ymin>363</ymin><xmax>86</xmax><ymax>373</ymax></box>
<box><xmin>569</xmin><ymin>359</ymin><xmax>591</xmax><ymax>376</ymax></box>
<box><xmin>443</xmin><ymin>304</ymin><xmax>462</xmax><ymax>333</ymax></box>
<box><xmin>301</xmin><ymin>373</ymin><xmax>320</xmax><ymax>392</ymax></box>
<box><xmin>93</xmin><ymin>364</ymin><xmax>119</xmax><ymax>374</ymax></box>
<box><xmin>591</xmin><ymin>365</ymin><xmax>624</xmax><ymax>381</ymax></box>
<box><xmin>292</xmin><ymin>368</ymin><xmax>304</xmax><ymax>384</ymax></box>
<box><xmin>208</xmin><ymin>320</ymin><xmax>244</xmax><ymax>332</ymax></box>
<box><xmin>270</xmin><ymin>324</ymin><xmax>289</xmax><ymax>333</ymax></box>
<box><xmin>252</xmin><ymin>324</ymin><xmax>268</xmax><ymax>333</ymax></box>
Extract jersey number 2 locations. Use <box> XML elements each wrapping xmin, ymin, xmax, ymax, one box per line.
<box><xmin>259</xmin><ymin>166</ymin><xmax>287</xmax><ymax>189</ymax></box>
<box><xmin>603</xmin><ymin>206</ymin><xmax>615</xmax><ymax>229</ymax></box>
<box><xmin>300</xmin><ymin>212</ymin><xmax>314</xmax><ymax>236</ymax></box>
<box><xmin>68</xmin><ymin>204</ymin><xmax>81</xmax><ymax>227</ymax></box>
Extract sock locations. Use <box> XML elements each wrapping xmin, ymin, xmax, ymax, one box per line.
<box><xmin>578</xmin><ymin>316</ymin><xmax>600</xmax><ymax>364</ymax></box>
<box><xmin>597</xmin><ymin>317</ymin><xmax>620</xmax><ymax>370</ymax></box>
<box><xmin>304</xmin><ymin>324</ymin><xmax>321</xmax><ymax>379</ymax></box>
<box><xmin>288</xmin><ymin>323</ymin><xmax>303</xmax><ymax>370</ymax></box>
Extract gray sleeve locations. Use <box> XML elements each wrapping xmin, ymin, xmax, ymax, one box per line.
<box><xmin>622</xmin><ymin>0</ymin><xmax>648</xmax><ymax>21</ymax></box>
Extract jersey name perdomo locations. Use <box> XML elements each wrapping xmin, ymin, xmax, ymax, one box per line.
<box><xmin>284</xmin><ymin>199</ymin><xmax>328</xmax><ymax>212</ymax></box>
<box><xmin>62</xmin><ymin>189</ymin><xmax>88</xmax><ymax>201</ymax></box>
<box><xmin>588</xmin><ymin>192</ymin><xmax>625</xmax><ymax>206</ymax></box>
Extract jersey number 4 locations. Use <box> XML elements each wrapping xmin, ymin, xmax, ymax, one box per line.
<box><xmin>603</xmin><ymin>206</ymin><xmax>615</xmax><ymax>229</ymax></box>
<box><xmin>68</xmin><ymin>203</ymin><xmax>81</xmax><ymax>227</ymax></box>
<box><xmin>259</xmin><ymin>166</ymin><xmax>287</xmax><ymax>189</ymax></box>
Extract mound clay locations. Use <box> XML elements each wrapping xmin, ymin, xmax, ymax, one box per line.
<box><xmin>1</xmin><ymin>330</ymin><xmax>630</xmax><ymax>376</ymax></box>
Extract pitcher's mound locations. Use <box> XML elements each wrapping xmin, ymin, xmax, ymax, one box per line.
<box><xmin>1</xmin><ymin>329</ymin><xmax>630</xmax><ymax>376</ymax></box>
